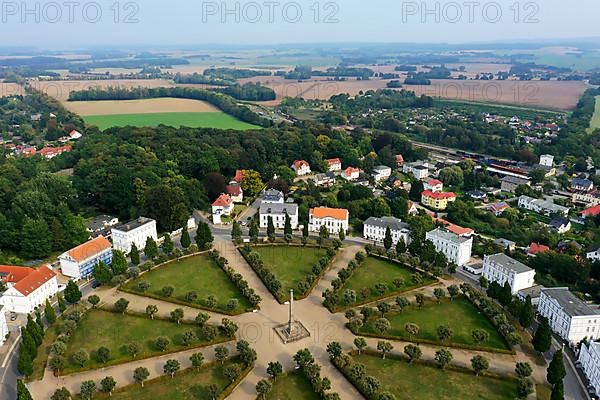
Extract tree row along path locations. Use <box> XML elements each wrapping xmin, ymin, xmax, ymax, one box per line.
<box><xmin>28</xmin><ymin>235</ymin><xmax>547</xmax><ymax>399</ymax></box>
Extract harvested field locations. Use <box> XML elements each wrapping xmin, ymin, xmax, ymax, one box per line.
<box><xmin>64</xmin><ymin>97</ymin><xmax>220</xmax><ymax>116</ymax></box>
<box><xmin>403</xmin><ymin>79</ymin><xmax>588</xmax><ymax>111</ymax></box>
<box><xmin>589</xmin><ymin>96</ymin><xmax>600</xmax><ymax>133</ymax></box>
<box><xmin>0</xmin><ymin>82</ymin><xmax>25</xmax><ymax>97</ymax></box>
<box><xmin>32</xmin><ymin>79</ymin><xmax>174</xmax><ymax>101</ymax></box>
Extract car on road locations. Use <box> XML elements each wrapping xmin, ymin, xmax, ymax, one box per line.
<box><xmin>10</xmin><ymin>312</ymin><xmax>17</xmax><ymax>321</ymax></box>
<box><xmin>91</xmin><ymin>280</ymin><xmax>101</xmax><ymax>289</ymax></box>
<box><xmin>241</xmin><ymin>221</ymin><xmax>247</xmax><ymax>226</ymax></box>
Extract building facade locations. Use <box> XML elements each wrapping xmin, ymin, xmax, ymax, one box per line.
<box><xmin>421</xmin><ymin>190</ymin><xmax>457</xmax><ymax>211</ymax></box>
<box><xmin>261</xmin><ymin>189</ymin><xmax>285</xmax><ymax>204</ymax></box>
<box><xmin>537</xmin><ymin>287</ymin><xmax>600</xmax><ymax>344</ymax></box>
<box><xmin>259</xmin><ymin>203</ymin><xmax>299</xmax><ymax>230</ymax></box>
<box><xmin>363</xmin><ymin>216</ymin><xmax>411</xmax><ymax>246</ymax></box>
<box><xmin>0</xmin><ymin>266</ymin><xmax>58</xmax><ymax>314</ymax></box>
<box><xmin>326</xmin><ymin>158</ymin><xmax>342</xmax><ymax>172</ymax></box>
<box><xmin>111</xmin><ymin>217</ymin><xmax>158</xmax><ymax>254</ymax></box>
<box><xmin>518</xmin><ymin>195</ymin><xmax>570</xmax><ymax>217</ymax></box>
<box><xmin>372</xmin><ymin>165</ymin><xmax>392</xmax><ymax>182</ymax></box>
<box><xmin>0</xmin><ymin>306</ymin><xmax>7</xmax><ymax>344</ymax></box>
<box><xmin>291</xmin><ymin>160</ymin><xmax>311</xmax><ymax>176</ymax></box>
<box><xmin>578</xmin><ymin>340</ymin><xmax>600</xmax><ymax>397</ymax></box>
<box><xmin>482</xmin><ymin>253</ymin><xmax>535</xmax><ymax>295</ymax></box>
<box><xmin>308</xmin><ymin>207</ymin><xmax>349</xmax><ymax>234</ymax></box>
<box><xmin>424</xmin><ymin>179</ymin><xmax>443</xmax><ymax>193</ymax></box>
<box><xmin>211</xmin><ymin>194</ymin><xmax>234</xmax><ymax>225</ymax></box>
<box><xmin>501</xmin><ymin>176</ymin><xmax>531</xmax><ymax>193</ymax></box>
<box><xmin>341</xmin><ymin>167</ymin><xmax>360</xmax><ymax>181</ymax></box>
<box><xmin>425</xmin><ymin>228</ymin><xmax>473</xmax><ymax>266</ymax></box>
<box><xmin>59</xmin><ymin>236</ymin><xmax>113</xmax><ymax>279</ymax></box>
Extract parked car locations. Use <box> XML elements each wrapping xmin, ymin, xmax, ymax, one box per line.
<box><xmin>91</xmin><ymin>280</ymin><xmax>101</xmax><ymax>289</ymax></box>
<box><xmin>10</xmin><ymin>312</ymin><xmax>17</xmax><ymax>321</ymax></box>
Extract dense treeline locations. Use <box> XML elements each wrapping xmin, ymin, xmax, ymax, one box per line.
<box><xmin>203</xmin><ymin>68</ymin><xmax>273</xmax><ymax>80</ymax></box>
<box><xmin>330</xmin><ymin>89</ymin><xmax>433</xmax><ymax>113</ymax></box>
<box><xmin>172</xmin><ymin>73</ymin><xmax>230</xmax><ymax>86</ymax></box>
<box><xmin>215</xmin><ymin>83</ymin><xmax>276</xmax><ymax>101</ymax></box>
<box><xmin>67</xmin><ymin>86</ymin><xmax>272</xmax><ymax>127</ymax></box>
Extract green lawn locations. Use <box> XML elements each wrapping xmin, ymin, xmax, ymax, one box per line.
<box><xmin>359</xmin><ymin>297</ymin><xmax>509</xmax><ymax>351</ymax></box>
<box><xmin>588</xmin><ymin>96</ymin><xmax>600</xmax><ymax>133</ymax></box>
<box><xmin>348</xmin><ymin>353</ymin><xmax>518</xmax><ymax>400</ymax></box>
<box><xmin>252</xmin><ymin>246</ymin><xmax>328</xmax><ymax>301</ymax></box>
<box><xmin>63</xmin><ymin>310</ymin><xmax>226</xmax><ymax>374</ymax></box>
<box><xmin>337</xmin><ymin>256</ymin><xmax>435</xmax><ymax>308</ymax></box>
<box><xmin>266</xmin><ymin>371</ymin><xmax>320</xmax><ymax>400</ymax></box>
<box><xmin>83</xmin><ymin>112</ymin><xmax>259</xmax><ymax>130</ymax></box>
<box><xmin>122</xmin><ymin>254</ymin><xmax>251</xmax><ymax>314</ymax></box>
<box><xmin>93</xmin><ymin>359</ymin><xmax>245</xmax><ymax>400</ymax></box>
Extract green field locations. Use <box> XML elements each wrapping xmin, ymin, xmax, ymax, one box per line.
<box><xmin>346</xmin><ymin>353</ymin><xmax>518</xmax><ymax>400</ymax></box>
<box><xmin>252</xmin><ymin>246</ymin><xmax>328</xmax><ymax>301</ymax></box>
<box><xmin>122</xmin><ymin>254</ymin><xmax>251</xmax><ymax>314</ymax></box>
<box><xmin>588</xmin><ymin>96</ymin><xmax>600</xmax><ymax>133</ymax></box>
<box><xmin>336</xmin><ymin>256</ymin><xmax>435</xmax><ymax>309</ymax></box>
<box><xmin>83</xmin><ymin>112</ymin><xmax>259</xmax><ymax>130</ymax></box>
<box><xmin>359</xmin><ymin>297</ymin><xmax>509</xmax><ymax>351</ymax></box>
<box><xmin>63</xmin><ymin>310</ymin><xmax>226</xmax><ymax>374</ymax></box>
<box><xmin>267</xmin><ymin>372</ymin><xmax>320</xmax><ymax>400</ymax></box>
<box><xmin>93</xmin><ymin>359</ymin><xmax>245</xmax><ymax>400</ymax></box>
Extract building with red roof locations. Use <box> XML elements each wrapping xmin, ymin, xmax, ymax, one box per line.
<box><xmin>395</xmin><ymin>154</ymin><xmax>404</xmax><ymax>167</ymax></box>
<box><xmin>291</xmin><ymin>160</ymin><xmax>311</xmax><ymax>176</ymax></box>
<box><xmin>309</xmin><ymin>207</ymin><xmax>349</xmax><ymax>234</ymax></box>
<box><xmin>39</xmin><ymin>145</ymin><xmax>72</xmax><ymax>159</ymax></box>
<box><xmin>421</xmin><ymin>190</ymin><xmax>457</xmax><ymax>211</ymax></box>
<box><xmin>326</xmin><ymin>158</ymin><xmax>342</xmax><ymax>172</ymax></box>
<box><xmin>232</xmin><ymin>170</ymin><xmax>245</xmax><ymax>184</ymax></box>
<box><xmin>527</xmin><ymin>242</ymin><xmax>551</xmax><ymax>257</ymax></box>
<box><xmin>212</xmin><ymin>194</ymin><xmax>234</xmax><ymax>224</ymax></box>
<box><xmin>0</xmin><ymin>265</ymin><xmax>58</xmax><ymax>314</ymax></box>
<box><xmin>226</xmin><ymin>185</ymin><xmax>244</xmax><ymax>203</ymax></box>
<box><xmin>583</xmin><ymin>205</ymin><xmax>600</xmax><ymax>218</ymax></box>
<box><xmin>424</xmin><ymin>179</ymin><xmax>444</xmax><ymax>193</ymax></box>
<box><xmin>341</xmin><ymin>167</ymin><xmax>361</xmax><ymax>181</ymax></box>
<box><xmin>59</xmin><ymin>236</ymin><xmax>113</xmax><ymax>279</ymax></box>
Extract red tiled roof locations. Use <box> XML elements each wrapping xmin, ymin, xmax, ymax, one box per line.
<box><xmin>426</xmin><ymin>179</ymin><xmax>443</xmax><ymax>186</ymax></box>
<box><xmin>326</xmin><ymin>158</ymin><xmax>341</xmax><ymax>166</ymax></box>
<box><xmin>528</xmin><ymin>242</ymin><xmax>550</xmax><ymax>255</ymax></box>
<box><xmin>66</xmin><ymin>236</ymin><xmax>112</xmax><ymax>263</ymax></box>
<box><xmin>12</xmin><ymin>265</ymin><xmax>56</xmax><ymax>296</ymax></box>
<box><xmin>310</xmin><ymin>207</ymin><xmax>349</xmax><ymax>221</ymax></box>
<box><xmin>434</xmin><ymin>218</ymin><xmax>474</xmax><ymax>236</ymax></box>
<box><xmin>422</xmin><ymin>190</ymin><xmax>456</xmax><ymax>200</ymax></box>
<box><xmin>583</xmin><ymin>205</ymin><xmax>600</xmax><ymax>217</ymax></box>
<box><xmin>292</xmin><ymin>160</ymin><xmax>310</xmax><ymax>169</ymax></box>
<box><xmin>39</xmin><ymin>145</ymin><xmax>72</xmax><ymax>157</ymax></box>
<box><xmin>343</xmin><ymin>167</ymin><xmax>360</xmax><ymax>176</ymax></box>
<box><xmin>0</xmin><ymin>265</ymin><xmax>35</xmax><ymax>284</ymax></box>
<box><xmin>233</xmin><ymin>170</ymin><xmax>245</xmax><ymax>183</ymax></box>
<box><xmin>395</xmin><ymin>154</ymin><xmax>404</xmax><ymax>162</ymax></box>
<box><xmin>226</xmin><ymin>185</ymin><xmax>242</xmax><ymax>196</ymax></box>
<box><xmin>212</xmin><ymin>194</ymin><xmax>232</xmax><ymax>207</ymax></box>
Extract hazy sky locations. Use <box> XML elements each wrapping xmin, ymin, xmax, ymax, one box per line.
<box><xmin>2</xmin><ymin>0</ymin><xmax>598</xmax><ymax>48</ymax></box>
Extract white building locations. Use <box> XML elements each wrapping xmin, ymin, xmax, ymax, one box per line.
<box><xmin>482</xmin><ymin>253</ymin><xmax>535</xmax><ymax>295</ymax></box>
<box><xmin>211</xmin><ymin>194</ymin><xmax>234</xmax><ymax>225</ymax></box>
<box><xmin>425</xmin><ymin>228</ymin><xmax>473</xmax><ymax>266</ymax></box>
<box><xmin>578</xmin><ymin>340</ymin><xmax>600</xmax><ymax>397</ymax></box>
<box><xmin>308</xmin><ymin>207</ymin><xmax>349</xmax><ymax>234</ymax></box>
<box><xmin>261</xmin><ymin>189</ymin><xmax>285</xmax><ymax>204</ymax></box>
<box><xmin>587</xmin><ymin>247</ymin><xmax>600</xmax><ymax>263</ymax></box>
<box><xmin>259</xmin><ymin>203</ymin><xmax>299</xmax><ymax>230</ymax></box>
<box><xmin>326</xmin><ymin>158</ymin><xmax>342</xmax><ymax>172</ymax></box>
<box><xmin>363</xmin><ymin>216</ymin><xmax>411</xmax><ymax>246</ymax></box>
<box><xmin>518</xmin><ymin>195</ymin><xmax>570</xmax><ymax>217</ymax></box>
<box><xmin>0</xmin><ymin>306</ymin><xmax>8</xmax><ymax>344</ymax></box>
<box><xmin>0</xmin><ymin>266</ymin><xmax>58</xmax><ymax>314</ymax></box>
<box><xmin>424</xmin><ymin>179</ymin><xmax>443</xmax><ymax>193</ymax></box>
<box><xmin>403</xmin><ymin>161</ymin><xmax>429</xmax><ymax>180</ymax></box>
<box><xmin>538</xmin><ymin>287</ymin><xmax>600</xmax><ymax>344</ymax></box>
<box><xmin>341</xmin><ymin>167</ymin><xmax>361</xmax><ymax>182</ymax></box>
<box><xmin>291</xmin><ymin>160</ymin><xmax>311</xmax><ymax>176</ymax></box>
<box><xmin>539</xmin><ymin>154</ymin><xmax>554</xmax><ymax>168</ymax></box>
<box><xmin>59</xmin><ymin>236</ymin><xmax>113</xmax><ymax>280</ymax></box>
<box><xmin>372</xmin><ymin>166</ymin><xmax>392</xmax><ymax>182</ymax></box>
<box><xmin>111</xmin><ymin>217</ymin><xmax>158</xmax><ymax>254</ymax></box>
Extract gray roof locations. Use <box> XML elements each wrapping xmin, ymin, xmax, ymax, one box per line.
<box><xmin>494</xmin><ymin>238</ymin><xmax>516</xmax><ymax>247</ymax></box>
<box><xmin>373</xmin><ymin>165</ymin><xmax>392</xmax><ymax>172</ymax></box>
<box><xmin>550</xmin><ymin>217</ymin><xmax>570</xmax><ymax>229</ymax></box>
<box><xmin>262</xmin><ymin>189</ymin><xmax>284</xmax><ymax>202</ymax></box>
<box><xmin>518</xmin><ymin>285</ymin><xmax>545</xmax><ymax>299</ymax></box>
<box><xmin>542</xmin><ymin>287</ymin><xmax>600</xmax><ymax>317</ymax></box>
<box><xmin>364</xmin><ymin>216</ymin><xmax>409</xmax><ymax>232</ymax></box>
<box><xmin>113</xmin><ymin>217</ymin><xmax>155</xmax><ymax>233</ymax></box>
<box><xmin>486</xmin><ymin>253</ymin><xmax>532</xmax><ymax>274</ymax></box>
<box><xmin>426</xmin><ymin>228</ymin><xmax>471</xmax><ymax>245</ymax></box>
<box><xmin>259</xmin><ymin>202</ymin><xmax>298</xmax><ymax>216</ymax></box>
<box><xmin>502</xmin><ymin>176</ymin><xmax>530</xmax><ymax>185</ymax></box>
<box><xmin>86</xmin><ymin>215</ymin><xmax>117</xmax><ymax>231</ymax></box>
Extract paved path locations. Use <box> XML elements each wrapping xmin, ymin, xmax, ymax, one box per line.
<box><xmin>28</xmin><ymin>234</ymin><xmax>551</xmax><ymax>399</ymax></box>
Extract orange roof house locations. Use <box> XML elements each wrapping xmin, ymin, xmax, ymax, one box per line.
<box><xmin>583</xmin><ymin>205</ymin><xmax>600</xmax><ymax>218</ymax></box>
<box><xmin>326</xmin><ymin>158</ymin><xmax>342</xmax><ymax>171</ymax></box>
<box><xmin>395</xmin><ymin>154</ymin><xmax>404</xmax><ymax>167</ymax></box>
<box><xmin>12</xmin><ymin>265</ymin><xmax>56</xmax><ymax>296</ymax></box>
<box><xmin>527</xmin><ymin>242</ymin><xmax>550</xmax><ymax>256</ymax></box>
<box><xmin>0</xmin><ymin>265</ymin><xmax>59</xmax><ymax>313</ymax></box>
<box><xmin>308</xmin><ymin>207</ymin><xmax>349</xmax><ymax>234</ymax></box>
<box><xmin>0</xmin><ymin>265</ymin><xmax>35</xmax><ymax>285</ymax></box>
<box><xmin>212</xmin><ymin>194</ymin><xmax>233</xmax><ymax>208</ymax></box>
<box><xmin>232</xmin><ymin>170</ymin><xmax>245</xmax><ymax>183</ymax></box>
<box><xmin>59</xmin><ymin>236</ymin><xmax>113</xmax><ymax>279</ymax></box>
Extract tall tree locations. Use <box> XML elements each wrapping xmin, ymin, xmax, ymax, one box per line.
<box><xmin>532</xmin><ymin>317</ymin><xmax>552</xmax><ymax>353</ymax></box>
<box><xmin>17</xmin><ymin>379</ymin><xmax>33</xmax><ymax>400</ymax></box>
<box><xmin>196</xmin><ymin>222</ymin><xmax>214</xmax><ymax>250</ymax></box>
<box><xmin>383</xmin><ymin>227</ymin><xmax>393</xmax><ymax>250</ymax></box>
<box><xmin>162</xmin><ymin>234</ymin><xmax>174</xmax><ymax>254</ymax></box>
<box><xmin>249</xmin><ymin>219</ymin><xmax>259</xmax><ymax>244</ymax></box>
<box><xmin>129</xmin><ymin>243</ymin><xmax>140</xmax><ymax>266</ymax></box>
<box><xmin>240</xmin><ymin>170</ymin><xmax>264</xmax><ymax>197</ymax></box>
<box><xmin>64</xmin><ymin>280</ymin><xmax>82</xmax><ymax>304</ymax></box>
<box><xmin>204</xmin><ymin>172</ymin><xmax>227</xmax><ymax>201</ymax></box>
<box><xmin>547</xmin><ymin>350</ymin><xmax>566</xmax><ymax>386</ymax></box>
<box><xmin>141</xmin><ymin>184</ymin><xmax>190</xmax><ymax>232</ymax></box>
<box><xmin>232</xmin><ymin>221</ymin><xmax>243</xmax><ymax>244</ymax></box>
<box><xmin>111</xmin><ymin>250</ymin><xmax>128</xmax><ymax>275</ymax></box>
<box><xmin>519</xmin><ymin>295</ymin><xmax>535</xmax><ymax>328</ymax></box>
<box><xmin>267</xmin><ymin>216</ymin><xmax>275</xmax><ymax>242</ymax></box>
<box><xmin>144</xmin><ymin>237</ymin><xmax>158</xmax><ymax>259</ymax></box>
<box><xmin>93</xmin><ymin>261</ymin><xmax>113</xmax><ymax>285</ymax></box>
<box><xmin>20</xmin><ymin>218</ymin><xmax>52</xmax><ymax>258</ymax></box>
<box><xmin>180</xmin><ymin>228</ymin><xmax>191</xmax><ymax>249</ymax></box>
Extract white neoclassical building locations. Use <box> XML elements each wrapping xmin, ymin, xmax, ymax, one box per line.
<box><xmin>0</xmin><ymin>265</ymin><xmax>59</xmax><ymax>314</ymax></box>
<box><xmin>259</xmin><ymin>202</ymin><xmax>299</xmax><ymax>230</ymax></box>
<box><xmin>578</xmin><ymin>340</ymin><xmax>600</xmax><ymax>397</ymax></box>
<box><xmin>308</xmin><ymin>207</ymin><xmax>349</xmax><ymax>234</ymax></box>
<box><xmin>482</xmin><ymin>253</ymin><xmax>536</xmax><ymax>295</ymax></box>
<box><xmin>425</xmin><ymin>228</ymin><xmax>473</xmax><ymax>266</ymax></box>
<box><xmin>363</xmin><ymin>216</ymin><xmax>411</xmax><ymax>246</ymax></box>
<box><xmin>538</xmin><ymin>287</ymin><xmax>600</xmax><ymax>344</ymax></box>
<box><xmin>111</xmin><ymin>217</ymin><xmax>158</xmax><ymax>254</ymax></box>
<box><xmin>0</xmin><ymin>306</ymin><xmax>8</xmax><ymax>344</ymax></box>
